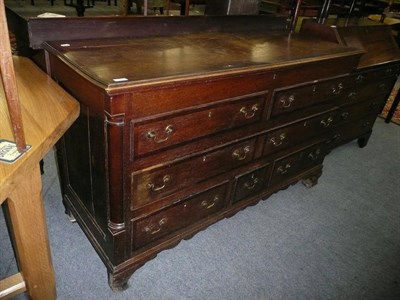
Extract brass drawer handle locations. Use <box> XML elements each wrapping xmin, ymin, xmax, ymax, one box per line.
<box><xmin>143</xmin><ymin>217</ymin><xmax>167</xmax><ymax>235</ymax></box>
<box><xmin>320</xmin><ymin>117</ymin><xmax>333</xmax><ymax>128</ymax></box>
<box><xmin>362</xmin><ymin>121</ymin><xmax>371</xmax><ymax>129</ymax></box>
<box><xmin>370</xmin><ymin>101</ymin><xmax>379</xmax><ymax>110</ymax></box>
<box><xmin>201</xmin><ymin>195</ymin><xmax>220</xmax><ymax>209</ymax></box>
<box><xmin>378</xmin><ymin>83</ymin><xmax>387</xmax><ymax>91</ymax></box>
<box><xmin>270</xmin><ymin>133</ymin><xmax>286</xmax><ymax>147</ymax></box>
<box><xmin>347</xmin><ymin>91</ymin><xmax>357</xmax><ymax>100</ymax></box>
<box><xmin>279</xmin><ymin>94</ymin><xmax>295</xmax><ymax>108</ymax></box>
<box><xmin>146</xmin><ymin>175</ymin><xmax>171</xmax><ymax>192</ymax></box>
<box><xmin>147</xmin><ymin>125</ymin><xmax>174</xmax><ymax>144</ymax></box>
<box><xmin>333</xmin><ymin>133</ymin><xmax>341</xmax><ymax>141</ymax></box>
<box><xmin>240</xmin><ymin>104</ymin><xmax>259</xmax><ymax>119</ymax></box>
<box><xmin>277</xmin><ymin>163</ymin><xmax>291</xmax><ymax>175</ymax></box>
<box><xmin>232</xmin><ymin>146</ymin><xmax>251</xmax><ymax>161</ymax></box>
<box><xmin>308</xmin><ymin>149</ymin><xmax>321</xmax><ymax>161</ymax></box>
<box><xmin>244</xmin><ymin>174</ymin><xmax>259</xmax><ymax>190</ymax></box>
<box><xmin>355</xmin><ymin>74</ymin><xmax>365</xmax><ymax>84</ymax></box>
<box><xmin>331</xmin><ymin>82</ymin><xmax>344</xmax><ymax>95</ymax></box>
<box><xmin>341</xmin><ymin>112</ymin><xmax>349</xmax><ymax>120</ymax></box>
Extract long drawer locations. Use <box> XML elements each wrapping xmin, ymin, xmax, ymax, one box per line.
<box><xmin>329</xmin><ymin>115</ymin><xmax>377</xmax><ymax>148</ymax></box>
<box><xmin>344</xmin><ymin>76</ymin><xmax>396</xmax><ymax>106</ymax></box>
<box><xmin>263</xmin><ymin>110</ymin><xmax>337</xmax><ymax>156</ymax></box>
<box><xmin>351</xmin><ymin>67</ymin><xmax>398</xmax><ymax>86</ymax></box>
<box><xmin>132</xmin><ymin>94</ymin><xmax>266</xmax><ymax>157</ymax></box>
<box><xmin>337</xmin><ymin>93</ymin><xmax>389</xmax><ymax>125</ymax></box>
<box><xmin>131</xmin><ymin>138</ymin><xmax>258</xmax><ymax>209</ymax></box>
<box><xmin>270</xmin><ymin>76</ymin><xmax>348</xmax><ymax>118</ymax></box>
<box><xmin>131</xmin><ymin>182</ymin><xmax>228</xmax><ymax>248</ymax></box>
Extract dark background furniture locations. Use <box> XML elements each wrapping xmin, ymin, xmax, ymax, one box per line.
<box><xmin>169</xmin><ymin>0</ymin><xmax>205</xmax><ymax>15</ymax></box>
<box><xmin>205</xmin><ymin>0</ymin><xmax>260</xmax><ymax>15</ymax></box>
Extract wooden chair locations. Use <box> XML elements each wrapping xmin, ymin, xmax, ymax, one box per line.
<box><xmin>0</xmin><ymin>0</ymin><xmax>79</xmax><ymax>298</ymax></box>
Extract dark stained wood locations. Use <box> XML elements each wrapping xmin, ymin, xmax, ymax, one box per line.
<box><xmin>43</xmin><ymin>31</ymin><xmax>362</xmax><ymax>88</ymax></box>
<box><xmin>26</xmin><ymin>15</ymin><xmax>288</xmax><ymax>50</ymax></box>
<box><xmin>38</xmin><ymin>16</ymin><xmax>400</xmax><ymax>291</ymax></box>
<box><xmin>301</xmin><ymin>18</ymin><xmax>400</xmax><ymax>68</ymax></box>
<box><xmin>4</xmin><ymin>7</ymin><xmax>33</xmax><ymax>57</ymax></box>
<box><xmin>205</xmin><ymin>0</ymin><xmax>260</xmax><ymax>15</ymax></box>
<box><xmin>169</xmin><ymin>0</ymin><xmax>204</xmax><ymax>16</ymax></box>
<box><xmin>300</xmin><ymin>16</ymin><xmax>400</xmax><ymax>146</ymax></box>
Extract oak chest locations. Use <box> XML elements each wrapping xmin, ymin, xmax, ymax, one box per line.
<box><xmin>39</xmin><ymin>16</ymin><xmax>399</xmax><ymax>290</ymax></box>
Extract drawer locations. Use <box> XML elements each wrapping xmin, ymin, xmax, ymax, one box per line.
<box><xmin>270</xmin><ymin>76</ymin><xmax>348</xmax><ymax>117</ymax></box>
<box><xmin>337</xmin><ymin>94</ymin><xmax>389</xmax><ymax>125</ymax></box>
<box><xmin>269</xmin><ymin>142</ymin><xmax>327</xmax><ymax>186</ymax></box>
<box><xmin>131</xmin><ymin>183</ymin><xmax>228</xmax><ymax>248</ymax></box>
<box><xmin>344</xmin><ymin>77</ymin><xmax>396</xmax><ymax>105</ymax></box>
<box><xmin>263</xmin><ymin>110</ymin><xmax>336</xmax><ymax>156</ymax></box>
<box><xmin>370</xmin><ymin>66</ymin><xmax>399</xmax><ymax>79</ymax></box>
<box><xmin>233</xmin><ymin>164</ymin><xmax>271</xmax><ymax>203</ymax></box>
<box><xmin>131</xmin><ymin>138</ymin><xmax>257</xmax><ymax>209</ymax></box>
<box><xmin>352</xmin><ymin>67</ymin><xmax>399</xmax><ymax>85</ymax></box>
<box><xmin>329</xmin><ymin>115</ymin><xmax>377</xmax><ymax>148</ymax></box>
<box><xmin>133</xmin><ymin>95</ymin><xmax>265</xmax><ymax>156</ymax></box>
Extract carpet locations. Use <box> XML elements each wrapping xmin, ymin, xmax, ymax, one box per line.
<box><xmin>380</xmin><ymin>87</ymin><xmax>400</xmax><ymax>125</ymax></box>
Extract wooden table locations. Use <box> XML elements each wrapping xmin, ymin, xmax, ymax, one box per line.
<box><xmin>0</xmin><ymin>56</ymin><xmax>79</xmax><ymax>299</ymax></box>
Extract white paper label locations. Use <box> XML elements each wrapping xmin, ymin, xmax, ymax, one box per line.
<box><xmin>113</xmin><ymin>78</ymin><xmax>128</xmax><ymax>82</ymax></box>
<box><xmin>0</xmin><ymin>140</ymin><xmax>31</xmax><ymax>163</ymax></box>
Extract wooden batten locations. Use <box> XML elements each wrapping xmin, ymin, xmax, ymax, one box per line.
<box><xmin>0</xmin><ymin>0</ymin><xmax>26</xmax><ymax>152</ymax></box>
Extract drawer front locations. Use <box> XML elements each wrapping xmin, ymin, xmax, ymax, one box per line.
<box><xmin>133</xmin><ymin>95</ymin><xmax>265</xmax><ymax>156</ymax></box>
<box><xmin>345</xmin><ymin>77</ymin><xmax>396</xmax><ymax>105</ymax></box>
<box><xmin>269</xmin><ymin>143</ymin><xmax>327</xmax><ymax>186</ymax></box>
<box><xmin>131</xmin><ymin>138</ymin><xmax>257</xmax><ymax>209</ymax></box>
<box><xmin>352</xmin><ymin>67</ymin><xmax>398</xmax><ymax>86</ymax></box>
<box><xmin>271</xmin><ymin>77</ymin><xmax>347</xmax><ymax>117</ymax></box>
<box><xmin>132</xmin><ymin>183</ymin><xmax>228</xmax><ymax>248</ymax></box>
<box><xmin>337</xmin><ymin>94</ymin><xmax>389</xmax><ymax>125</ymax></box>
<box><xmin>233</xmin><ymin>164</ymin><xmax>271</xmax><ymax>203</ymax></box>
<box><xmin>263</xmin><ymin>110</ymin><xmax>336</xmax><ymax>155</ymax></box>
<box><xmin>329</xmin><ymin>115</ymin><xmax>377</xmax><ymax>148</ymax></box>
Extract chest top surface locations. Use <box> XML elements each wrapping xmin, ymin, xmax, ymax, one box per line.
<box><xmin>43</xmin><ymin>31</ymin><xmax>363</xmax><ymax>88</ymax></box>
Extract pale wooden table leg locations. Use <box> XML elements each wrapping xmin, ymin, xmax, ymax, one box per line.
<box><xmin>6</xmin><ymin>164</ymin><xmax>56</xmax><ymax>300</ymax></box>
